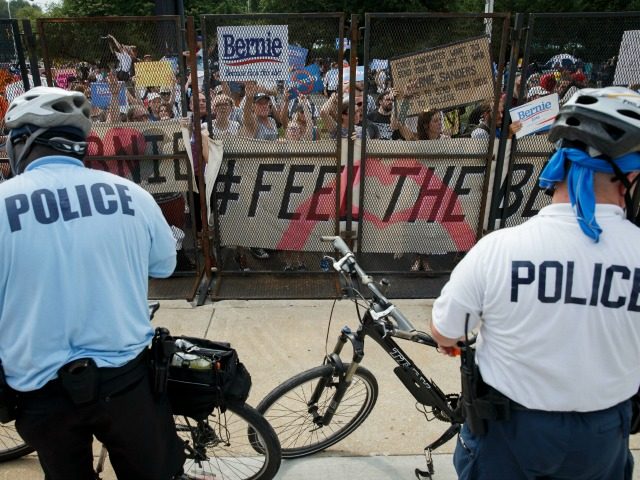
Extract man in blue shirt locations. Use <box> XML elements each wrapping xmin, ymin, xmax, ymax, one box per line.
<box><xmin>0</xmin><ymin>87</ymin><xmax>185</xmax><ymax>479</ymax></box>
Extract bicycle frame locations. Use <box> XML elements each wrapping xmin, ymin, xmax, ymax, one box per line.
<box><xmin>307</xmin><ymin>236</ymin><xmax>466</xmax><ymax>477</ymax></box>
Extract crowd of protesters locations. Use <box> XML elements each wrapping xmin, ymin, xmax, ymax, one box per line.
<box><xmin>1</xmin><ymin>34</ymin><xmax>636</xmax><ymax>149</ymax></box>
<box><xmin>1</xmin><ymin>34</ymin><xmax>638</xmax><ymax>271</ymax></box>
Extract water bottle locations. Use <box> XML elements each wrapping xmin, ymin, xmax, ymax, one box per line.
<box><xmin>171</xmin><ymin>352</ymin><xmax>211</xmax><ymax>370</ymax></box>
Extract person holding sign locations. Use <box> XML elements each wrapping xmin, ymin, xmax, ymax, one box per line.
<box><xmin>367</xmin><ymin>88</ymin><xmax>413</xmax><ymax>141</ymax></box>
<box><xmin>285</xmin><ymin>94</ymin><xmax>314</xmax><ymax>141</ymax></box>
<box><xmin>241</xmin><ymin>82</ymin><xmax>280</xmax><ymax>141</ymax></box>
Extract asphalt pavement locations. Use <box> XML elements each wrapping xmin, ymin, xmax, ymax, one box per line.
<box><xmin>0</xmin><ymin>299</ymin><xmax>638</xmax><ymax>480</ymax></box>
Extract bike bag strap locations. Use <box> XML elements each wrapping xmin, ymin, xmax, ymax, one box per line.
<box><xmin>150</xmin><ymin>327</ymin><xmax>175</xmax><ymax>397</ymax></box>
<box><xmin>0</xmin><ymin>359</ymin><xmax>17</xmax><ymax>423</ymax></box>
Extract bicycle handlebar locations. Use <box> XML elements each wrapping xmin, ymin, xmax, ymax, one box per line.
<box><xmin>321</xmin><ymin>236</ymin><xmax>418</xmax><ymax>336</ymax></box>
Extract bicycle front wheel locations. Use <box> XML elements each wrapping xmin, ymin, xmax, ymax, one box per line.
<box><xmin>0</xmin><ymin>421</ymin><xmax>34</xmax><ymax>462</ymax></box>
<box><xmin>176</xmin><ymin>402</ymin><xmax>281</xmax><ymax>480</ymax></box>
<box><xmin>256</xmin><ymin>364</ymin><xmax>378</xmax><ymax>459</ymax></box>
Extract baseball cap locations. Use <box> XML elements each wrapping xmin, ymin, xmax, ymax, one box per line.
<box><xmin>147</xmin><ymin>92</ymin><xmax>161</xmax><ymax>102</ymax></box>
<box><xmin>254</xmin><ymin>92</ymin><xmax>270</xmax><ymax>102</ymax></box>
<box><xmin>160</xmin><ymin>86</ymin><xmax>172</xmax><ymax>94</ymax></box>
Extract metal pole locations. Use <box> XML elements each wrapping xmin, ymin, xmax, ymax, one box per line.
<box><xmin>484</xmin><ymin>0</ymin><xmax>494</xmax><ymax>38</ymax></box>
<box><xmin>7</xmin><ymin>0</ymin><xmax>11</xmax><ymax>19</ymax></box>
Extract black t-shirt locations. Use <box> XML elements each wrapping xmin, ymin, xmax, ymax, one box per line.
<box><xmin>366</xmin><ymin>110</ymin><xmax>401</xmax><ymax>140</ymax></box>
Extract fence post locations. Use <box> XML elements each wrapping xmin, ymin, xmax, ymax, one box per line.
<box><xmin>488</xmin><ymin>12</ymin><xmax>525</xmax><ymax>231</ymax></box>
<box><xmin>21</xmin><ymin>20</ymin><xmax>40</xmax><ymax>88</ymax></box>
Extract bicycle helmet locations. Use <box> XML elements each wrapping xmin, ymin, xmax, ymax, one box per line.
<box><xmin>5</xmin><ymin>86</ymin><xmax>92</xmax><ymax>174</ymax></box>
<box><xmin>540</xmin><ymin>87</ymin><xmax>640</xmax><ymax>241</ymax></box>
<box><xmin>548</xmin><ymin>86</ymin><xmax>640</xmax><ymax>159</ymax></box>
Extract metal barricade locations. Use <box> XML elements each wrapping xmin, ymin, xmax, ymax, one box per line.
<box><xmin>495</xmin><ymin>11</ymin><xmax>640</xmax><ymax>230</ymax></box>
<box><xmin>36</xmin><ymin>16</ymin><xmax>201</xmax><ymax>300</ymax></box>
<box><xmin>355</xmin><ymin>13</ymin><xmax>511</xmax><ymax>292</ymax></box>
<box><xmin>199</xmin><ymin>13</ymin><xmax>346</xmax><ymax>299</ymax></box>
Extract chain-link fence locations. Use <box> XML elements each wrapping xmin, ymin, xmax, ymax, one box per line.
<box><xmin>496</xmin><ymin>12</ymin><xmax>640</xmax><ymax>229</ymax></box>
<box><xmin>0</xmin><ymin>19</ymin><xmax>31</xmax><ymax>184</ymax></box>
<box><xmin>3</xmin><ymin>12</ymin><xmax>640</xmax><ymax>299</ymax></box>
<box><xmin>356</xmin><ymin>13</ymin><xmax>511</xmax><ymax>274</ymax></box>
<box><xmin>35</xmin><ymin>17</ymin><xmax>202</xmax><ymax>286</ymax></box>
<box><xmin>200</xmin><ymin>13</ymin><xmax>345</xmax><ymax>274</ymax></box>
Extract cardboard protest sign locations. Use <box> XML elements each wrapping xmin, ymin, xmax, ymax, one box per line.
<box><xmin>389</xmin><ymin>36</ymin><xmax>494</xmax><ymax>115</ymax></box>
<box><xmin>218</xmin><ymin>25</ymin><xmax>289</xmax><ymax>82</ymax></box>
<box><xmin>134</xmin><ymin>61</ymin><xmax>175</xmax><ymax>87</ymax></box>
<box><xmin>509</xmin><ymin>93</ymin><xmax>558</xmax><ymax>138</ymax></box>
<box><xmin>613</xmin><ymin>30</ymin><xmax>640</xmax><ymax>86</ymax></box>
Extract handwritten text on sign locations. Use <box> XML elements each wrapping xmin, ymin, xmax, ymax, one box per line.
<box><xmin>389</xmin><ymin>36</ymin><xmax>494</xmax><ymax>114</ymax></box>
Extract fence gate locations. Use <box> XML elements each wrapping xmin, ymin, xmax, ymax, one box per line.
<box><xmin>36</xmin><ymin>16</ymin><xmax>202</xmax><ymax>301</ymax></box>
<box><xmin>200</xmin><ymin>13</ymin><xmax>346</xmax><ymax>300</ymax></box>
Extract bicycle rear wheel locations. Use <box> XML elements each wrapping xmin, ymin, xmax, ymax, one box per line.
<box><xmin>0</xmin><ymin>421</ymin><xmax>34</xmax><ymax>462</ymax></box>
<box><xmin>256</xmin><ymin>364</ymin><xmax>378</xmax><ymax>459</ymax></box>
<box><xmin>176</xmin><ymin>402</ymin><xmax>281</xmax><ymax>480</ymax></box>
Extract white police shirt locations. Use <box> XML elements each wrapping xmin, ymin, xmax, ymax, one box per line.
<box><xmin>432</xmin><ymin>203</ymin><xmax>640</xmax><ymax>412</ymax></box>
<box><xmin>0</xmin><ymin>156</ymin><xmax>176</xmax><ymax>391</ymax></box>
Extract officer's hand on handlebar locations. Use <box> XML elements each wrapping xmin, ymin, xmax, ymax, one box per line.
<box><xmin>436</xmin><ymin>345</ymin><xmax>461</xmax><ymax>357</ymax></box>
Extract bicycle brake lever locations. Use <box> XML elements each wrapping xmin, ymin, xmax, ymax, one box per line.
<box><xmin>333</xmin><ymin>252</ymin><xmax>355</xmax><ymax>272</ymax></box>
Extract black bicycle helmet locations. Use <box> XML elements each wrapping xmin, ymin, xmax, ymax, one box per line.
<box><xmin>548</xmin><ymin>86</ymin><xmax>640</xmax><ymax>159</ymax></box>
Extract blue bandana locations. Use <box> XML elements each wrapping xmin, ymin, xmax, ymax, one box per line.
<box><xmin>539</xmin><ymin>148</ymin><xmax>640</xmax><ymax>242</ymax></box>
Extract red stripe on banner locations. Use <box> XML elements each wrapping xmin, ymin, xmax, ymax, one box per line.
<box><xmin>277</xmin><ymin>158</ymin><xmax>476</xmax><ymax>252</ymax></box>
<box><xmin>226</xmin><ymin>58</ymin><xmax>284</xmax><ymax>66</ymax></box>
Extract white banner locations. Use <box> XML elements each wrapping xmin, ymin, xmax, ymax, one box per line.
<box><xmin>204</xmin><ymin>140</ymin><xmax>487</xmax><ymax>253</ymax></box>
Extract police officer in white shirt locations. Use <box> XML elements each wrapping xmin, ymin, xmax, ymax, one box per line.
<box><xmin>0</xmin><ymin>87</ymin><xmax>185</xmax><ymax>479</ymax></box>
<box><xmin>431</xmin><ymin>87</ymin><xmax>640</xmax><ymax>480</ymax></box>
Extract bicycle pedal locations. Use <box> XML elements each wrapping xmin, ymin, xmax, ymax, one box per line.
<box><xmin>415</xmin><ymin>468</ymin><xmax>433</xmax><ymax>479</ymax></box>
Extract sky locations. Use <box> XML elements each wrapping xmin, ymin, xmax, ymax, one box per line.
<box><xmin>26</xmin><ymin>0</ymin><xmax>54</xmax><ymax>10</ymax></box>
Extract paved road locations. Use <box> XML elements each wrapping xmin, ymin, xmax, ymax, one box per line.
<box><xmin>1</xmin><ymin>299</ymin><xmax>638</xmax><ymax>479</ymax></box>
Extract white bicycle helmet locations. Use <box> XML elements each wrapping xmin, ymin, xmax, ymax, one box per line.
<box><xmin>5</xmin><ymin>87</ymin><xmax>92</xmax><ymax>174</ymax></box>
<box><xmin>548</xmin><ymin>87</ymin><xmax>640</xmax><ymax>160</ymax></box>
<box><xmin>5</xmin><ymin>86</ymin><xmax>92</xmax><ymax>136</ymax></box>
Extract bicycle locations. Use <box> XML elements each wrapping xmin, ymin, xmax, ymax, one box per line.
<box><xmin>256</xmin><ymin>236</ymin><xmax>468</xmax><ymax>479</ymax></box>
<box><xmin>0</xmin><ymin>302</ymin><xmax>282</xmax><ymax>480</ymax></box>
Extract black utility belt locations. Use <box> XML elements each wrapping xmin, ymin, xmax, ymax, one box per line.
<box><xmin>20</xmin><ymin>349</ymin><xmax>149</xmax><ymax>405</ymax></box>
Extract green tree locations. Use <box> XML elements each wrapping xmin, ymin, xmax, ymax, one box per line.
<box><xmin>0</xmin><ymin>0</ymin><xmax>43</xmax><ymax>19</ymax></box>
<box><xmin>52</xmin><ymin>0</ymin><xmax>154</xmax><ymax>17</ymax></box>
<box><xmin>14</xmin><ymin>4</ymin><xmax>44</xmax><ymax>20</ymax></box>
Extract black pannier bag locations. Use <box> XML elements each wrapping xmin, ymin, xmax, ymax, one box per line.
<box><xmin>166</xmin><ymin>336</ymin><xmax>252</xmax><ymax>420</ymax></box>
